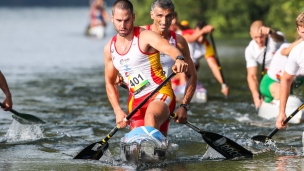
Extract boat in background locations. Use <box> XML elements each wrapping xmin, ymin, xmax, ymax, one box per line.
<box><xmin>174</xmin><ymin>82</ymin><xmax>207</xmax><ymax>103</ymax></box>
<box><xmin>85</xmin><ymin>24</ymin><xmax>105</xmax><ymax>39</ymax></box>
<box><xmin>258</xmin><ymin>95</ymin><xmax>303</xmax><ymax>124</ymax></box>
<box><xmin>120</xmin><ymin>126</ymin><xmax>178</xmax><ymax>165</ymax></box>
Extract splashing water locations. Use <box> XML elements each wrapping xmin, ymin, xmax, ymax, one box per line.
<box><xmin>5</xmin><ymin>120</ymin><xmax>44</xmax><ymax>142</ymax></box>
<box><xmin>265</xmin><ymin>139</ymin><xmax>277</xmax><ymax>150</ymax></box>
<box><xmin>201</xmin><ymin>145</ymin><xmax>225</xmax><ymax>160</ymax></box>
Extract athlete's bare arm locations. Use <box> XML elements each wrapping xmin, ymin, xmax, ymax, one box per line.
<box><xmin>259</xmin><ymin>26</ymin><xmax>284</xmax><ymax>43</ymax></box>
<box><xmin>205</xmin><ymin>57</ymin><xmax>229</xmax><ymax>96</ymax></box>
<box><xmin>174</xmin><ymin>34</ymin><xmax>198</xmax><ymax>123</ymax></box>
<box><xmin>0</xmin><ymin>71</ymin><xmax>12</xmax><ymax>111</ymax></box>
<box><xmin>270</xmin><ymin>30</ymin><xmax>285</xmax><ymax>43</ymax></box>
<box><xmin>247</xmin><ymin>66</ymin><xmax>262</xmax><ymax>108</ymax></box>
<box><xmin>103</xmin><ymin>41</ymin><xmax>127</xmax><ymax>128</ymax></box>
<box><xmin>281</xmin><ymin>38</ymin><xmax>302</xmax><ymax>56</ymax></box>
<box><xmin>276</xmin><ymin>72</ymin><xmax>295</xmax><ymax>129</ymax></box>
<box><xmin>183</xmin><ymin>25</ymin><xmax>214</xmax><ymax>43</ymax></box>
<box><xmin>139</xmin><ymin>29</ymin><xmax>188</xmax><ymax>73</ymax></box>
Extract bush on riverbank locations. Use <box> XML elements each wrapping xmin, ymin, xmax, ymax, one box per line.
<box><xmin>132</xmin><ymin>0</ymin><xmax>304</xmax><ymax>41</ymax></box>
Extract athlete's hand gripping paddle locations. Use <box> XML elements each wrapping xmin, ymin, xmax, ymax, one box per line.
<box><xmin>252</xmin><ymin>102</ymin><xmax>304</xmax><ymax>143</ymax></box>
<box><xmin>0</xmin><ymin>102</ymin><xmax>45</xmax><ymax>125</ymax></box>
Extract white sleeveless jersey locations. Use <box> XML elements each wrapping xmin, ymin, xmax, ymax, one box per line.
<box><xmin>245</xmin><ymin>33</ymin><xmax>283</xmax><ymax>68</ymax></box>
<box><xmin>145</xmin><ymin>25</ymin><xmax>176</xmax><ymax>77</ymax></box>
<box><xmin>110</xmin><ymin>27</ymin><xmax>167</xmax><ymax>98</ymax></box>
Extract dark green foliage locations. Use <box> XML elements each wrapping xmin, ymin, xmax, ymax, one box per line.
<box><xmin>131</xmin><ymin>0</ymin><xmax>304</xmax><ymax>41</ymax></box>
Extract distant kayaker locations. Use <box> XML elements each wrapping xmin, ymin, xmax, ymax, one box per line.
<box><xmin>181</xmin><ymin>20</ymin><xmax>229</xmax><ymax>97</ymax></box>
<box><xmin>276</xmin><ymin>12</ymin><xmax>304</xmax><ymax>129</ymax></box>
<box><xmin>245</xmin><ymin>20</ymin><xmax>284</xmax><ymax>109</ymax></box>
<box><xmin>103</xmin><ymin>0</ymin><xmax>188</xmax><ymax>136</ymax></box>
<box><xmin>142</xmin><ymin>0</ymin><xmax>197</xmax><ymax>119</ymax></box>
<box><xmin>0</xmin><ymin>70</ymin><xmax>12</xmax><ymax>111</ymax></box>
<box><xmin>88</xmin><ymin>0</ymin><xmax>109</xmax><ymax>39</ymax></box>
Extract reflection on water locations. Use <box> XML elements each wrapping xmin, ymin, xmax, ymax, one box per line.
<box><xmin>0</xmin><ymin>7</ymin><xmax>304</xmax><ymax>171</ymax></box>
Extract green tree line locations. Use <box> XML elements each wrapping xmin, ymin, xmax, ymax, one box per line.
<box><xmin>131</xmin><ymin>0</ymin><xmax>304</xmax><ymax>41</ymax></box>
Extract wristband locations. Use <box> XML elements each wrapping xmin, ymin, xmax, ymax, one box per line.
<box><xmin>221</xmin><ymin>83</ymin><xmax>227</xmax><ymax>88</ymax></box>
<box><xmin>176</xmin><ymin>55</ymin><xmax>184</xmax><ymax>61</ymax></box>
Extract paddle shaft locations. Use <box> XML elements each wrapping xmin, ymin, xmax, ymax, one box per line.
<box><xmin>260</xmin><ymin>38</ymin><xmax>269</xmax><ymax>81</ymax></box>
<box><xmin>258</xmin><ymin>31</ymin><xmax>273</xmax><ymax>101</ymax></box>
<box><xmin>209</xmin><ymin>33</ymin><xmax>226</xmax><ymax>84</ymax></box>
<box><xmin>100</xmin><ymin>72</ymin><xmax>176</xmax><ymax>144</ymax></box>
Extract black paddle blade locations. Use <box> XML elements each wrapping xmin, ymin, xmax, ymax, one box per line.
<box><xmin>73</xmin><ymin>141</ymin><xmax>109</xmax><ymax>160</ymax></box>
<box><xmin>251</xmin><ymin>135</ymin><xmax>269</xmax><ymax>143</ymax></box>
<box><xmin>201</xmin><ymin>131</ymin><xmax>253</xmax><ymax>159</ymax></box>
<box><xmin>12</xmin><ymin>113</ymin><xmax>45</xmax><ymax>125</ymax></box>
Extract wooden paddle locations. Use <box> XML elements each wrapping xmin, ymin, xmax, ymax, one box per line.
<box><xmin>252</xmin><ymin>102</ymin><xmax>304</xmax><ymax>143</ymax></box>
<box><xmin>73</xmin><ymin>72</ymin><xmax>176</xmax><ymax>160</ymax></box>
<box><xmin>171</xmin><ymin>113</ymin><xmax>253</xmax><ymax>159</ymax></box>
<box><xmin>0</xmin><ymin>102</ymin><xmax>45</xmax><ymax>125</ymax></box>
<box><xmin>209</xmin><ymin>33</ymin><xmax>227</xmax><ymax>98</ymax></box>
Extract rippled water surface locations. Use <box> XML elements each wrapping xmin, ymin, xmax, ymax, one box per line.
<box><xmin>1</xmin><ymin>7</ymin><xmax>304</xmax><ymax>171</ymax></box>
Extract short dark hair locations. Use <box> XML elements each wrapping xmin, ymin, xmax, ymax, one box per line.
<box><xmin>151</xmin><ymin>0</ymin><xmax>175</xmax><ymax>12</ymax></box>
<box><xmin>195</xmin><ymin>20</ymin><xmax>208</xmax><ymax>29</ymax></box>
<box><xmin>112</xmin><ymin>0</ymin><xmax>134</xmax><ymax>15</ymax></box>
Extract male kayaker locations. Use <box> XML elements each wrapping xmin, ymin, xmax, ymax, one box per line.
<box><xmin>259</xmin><ymin>37</ymin><xmax>304</xmax><ymax>104</ymax></box>
<box><xmin>0</xmin><ymin>70</ymin><xmax>12</xmax><ymax>111</ymax></box>
<box><xmin>181</xmin><ymin>20</ymin><xmax>229</xmax><ymax>97</ymax></box>
<box><xmin>104</xmin><ymin>0</ymin><xmax>188</xmax><ymax>136</ymax></box>
<box><xmin>245</xmin><ymin>20</ymin><xmax>284</xmax><ymax>109</ymax></box>
<box><xmin>143</xmin><ymin>0</ymin><xmax>197</xmax><ymax>123</ymax></box>
<box><xmin>88</xmin><ymin>0</ymin><xmax>109</xmax><ymax>38</ymax></box>
<box><xmin>276</xmin><ymin>12</ymin><xmax>304</xmax><ymax>129</ymax></box>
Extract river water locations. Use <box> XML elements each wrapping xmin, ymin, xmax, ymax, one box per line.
<box><xmin>1</xmin><ymin>7</ymin><xmax>304</xmax><ymax>171</ymax></box>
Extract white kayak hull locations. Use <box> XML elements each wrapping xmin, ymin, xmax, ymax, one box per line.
<box><xmin>86</xmin><ymin>25</ymin><xmax>105</xmax><ymax>39</ymax></box>
<box><xmin>120</xmin><ymin>126</ymin><xmax>178</xmax><ymax>164</ymax></box>
<box><xmin>258</xmin><ymin>95</ymin><xmax>303</xmax><ymax>124</ymax></box>
<box><xmin>175</xmin><ymin>83</ymin><xmax>207</xmax><ymax>103</ymax></box>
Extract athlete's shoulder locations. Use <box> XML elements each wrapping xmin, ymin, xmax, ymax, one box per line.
<box><xmin>181</xmin><ymin>29</ymin><xmax>194</xmax><ymax>36</ymax></box>
<box><xmin>291</xmin><ymin>41</ymin><xmax>304</xmax><ymax>55</ymax></box>
<box><xmin>139</xmin><ymin>25</ymin><xmax>146</xmax><ymax>29</ymax></box>
<box><xmin>175</xmin><ymin>33</ymin><xmax>187</xmax><ymax>43</ymax></box>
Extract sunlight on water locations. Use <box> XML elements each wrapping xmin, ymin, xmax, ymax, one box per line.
<box><xmin>5</xmin><ymin>120</ymin><xmax>44</xmax><ymax>142</ymax></box>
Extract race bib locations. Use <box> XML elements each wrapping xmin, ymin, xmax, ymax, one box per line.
<box><xmin>128</xmin><ymin>70</ymin><xmax>150</xmax><ymax>95</ymax></box>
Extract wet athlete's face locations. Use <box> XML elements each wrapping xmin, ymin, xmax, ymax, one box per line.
<box><xmin>250</xmin><ymin>30</ymin><xmax>267</xmax><ymax>48</ymax></box>
<box><xmin>151</xmin><ymin>7</ymin><xmax>174</xmax><ymax>32</ymax></box>
<box><xmin>297</xmin><ymin>25</ymin><xmax>304</xmax><ymax>39</ymax></box>
<box><xmin>112</xmin><ymin>8</ymin><xmax>135</xmax><ymax>37</ymax></box>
